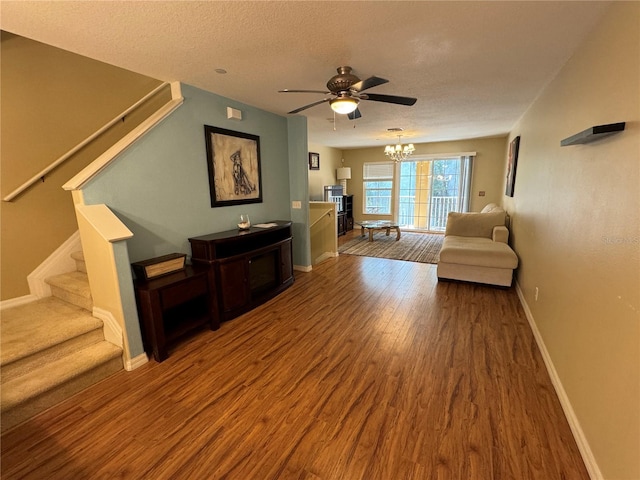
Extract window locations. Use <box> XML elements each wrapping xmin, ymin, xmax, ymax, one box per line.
<box><xmin>363</xmin><ymin>162</ymin><xmax>394</xmax><ymax>214</ymax></box>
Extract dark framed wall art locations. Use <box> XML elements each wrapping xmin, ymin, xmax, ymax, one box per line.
<box><xmin>505</xmin><ymin>136</ymin><xmax>520</xmax><ymax>197</ymax></box>
<box><xmin>309</xmin><ymin>152</ymin><xmax>320</xmax><ymax>170</ymax></box>
<box><xmin>204</xmin><ymin>125</ymin><xmax>263</xmax><ymax>207</ymax></box>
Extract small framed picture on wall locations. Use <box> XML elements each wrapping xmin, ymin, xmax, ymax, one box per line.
<box><xmin>309</xmin><ymin>152</ymin><xmax>320</xmax><ymax>170</ymax></box>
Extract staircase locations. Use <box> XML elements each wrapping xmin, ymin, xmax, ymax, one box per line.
<box><xmin>0</xmin><ymin>252</ymin><xmax>123</xmax><ymax>432</ymax></box>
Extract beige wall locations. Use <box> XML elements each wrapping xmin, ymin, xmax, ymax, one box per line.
<box><xmin>309</xmin><ymin>202</ymin><xmax>338</xmax><ymax>265</ymax></box>
<box><xmin>307</xmin><ymin>143</ymin><xmax>344</xmax><ymax>201</ymax></box>
<box><xmin>0</xmin><ymin>32</ymin><xmax>165</xmax><ymax>300</ymax></box>
<box><xmin>503</xmin><ymin>3</ymin><xmax>639</xmax><ymax>478</ymax></box>
<box><xmin>342</xmin><ymin>136</ymin><xmax>508</xmax><ymax>222</ymax></box>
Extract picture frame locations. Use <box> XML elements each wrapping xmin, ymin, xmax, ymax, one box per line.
<box><xmin>309</xmin><ymin>152</ymin><xmax>320</xmax><ymax>170</ymax></box>
<box><xmin>204</xmin><ymin>125</ymin><xmax>262</xmax><ymax>207</ymax></box>
<box><xmin>505</xmin><ymin>136</ymin><xmax>520</xmax><ymax>197</ymax></box>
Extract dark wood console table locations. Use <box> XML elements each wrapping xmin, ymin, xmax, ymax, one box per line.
<box><xmin>134</xmin><ymin>265</ymin><xmax>219</xmax><ymax>362</ymax></box>
<box><xmin>189</xmin><ymin>221</ymin><xmax>294</xmax><ymax>321</ymax></box>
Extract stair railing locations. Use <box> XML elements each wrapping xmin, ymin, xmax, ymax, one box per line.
<box><xmin>309</xmin><ymin>202</ymin><xmax>339</xmax><ymax>265</ymax></box>
<box><xmin>2</xmin><ymin>81</ymin><xmax>179</xmax><ymax>202</ymax></box>
<box><xmin>74</xmin><ymin>203</ymin><xmax>147</xmax><ymax>370</ymax></box>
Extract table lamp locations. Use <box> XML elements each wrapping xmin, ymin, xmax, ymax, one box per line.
<box><xmin>336</xmin><ymin>167</ymin><xmax>351</xmax><ymax>195</ymax></box>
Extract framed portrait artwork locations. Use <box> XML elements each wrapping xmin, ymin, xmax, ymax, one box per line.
<box><xmin>505</xmin><ymin>136</ymin><xmax>520</xmax><ymax>197</ymax></box>
<box><xmin>309</xmin><ymin>152</ymin><xmax>320</xmax><ymax>170</ymax></box>
<box><xmin>204</xmin><ymin>125</ymin><xmax>263</xmax><ymax>207</ymax></box>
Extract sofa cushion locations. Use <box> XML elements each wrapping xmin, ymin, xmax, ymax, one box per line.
<box><xmin>439</xmin><ymin>236</ymin><xmax>518</xmax><ymax>269</ymax></box>
<box><xmin>492</xmin><ymin>225</ymin><xmax>510</xmax><ymax>243</ymax></box>
<box><xmin>481</xmin><ymin>203</ymin><xmax>502</xmax><ymax>213</ymax></box>
<box><xmin>444</xmin><ymin>211</ymin><xmax>506</xmax><ymax>239</ymax></box>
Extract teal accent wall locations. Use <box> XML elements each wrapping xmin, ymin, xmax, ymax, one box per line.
<box><xmin>83</xmin><ymin>83</ymin><xmax>305</xmax><ymax>354</ymax></box>
<box><xmin>83</xmin><ymin>84</ymin><xmax>293</xmax><ymax>261</ymax></box>
<box><xmin>113</xmin><ymin>240</ymin><xmax>145</xmax><ymax>357</ymax></box>
<box><xmin>287</xmin><ymin>116</ymin><xmax>311</xmax><ymax>268</ymax></box>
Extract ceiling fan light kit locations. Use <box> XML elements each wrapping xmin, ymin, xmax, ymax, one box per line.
<box><xmin>330</xmin><ymin>97</ymin><xmax>359</xmax><ymax>114</ymax></box>
<box><xmin>280</xmin><ymin>66</ymin><xmax>417</xmax><ymax>118</ymax></box>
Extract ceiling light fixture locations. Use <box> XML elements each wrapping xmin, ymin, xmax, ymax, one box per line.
<box><xmin>384</xmin><ymin>134</ymin><xmax>415</xmax><ymax>162</ymax></box>
<box><xmin>330</xmin><ymin>96</ymin><xmax>359</xmax><ymax>114</ymax></box>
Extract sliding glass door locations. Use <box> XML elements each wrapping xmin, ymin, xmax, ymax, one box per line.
<box><xmin>396</xmin><ymin>155</ymin><xmax>473</xmax><ymax>232</ymax></box>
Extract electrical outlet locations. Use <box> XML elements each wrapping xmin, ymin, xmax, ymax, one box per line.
<box><xmin>292</xmin><ymin>201</ymin><xmax>301</xmax><ymax>209</ymax></box>
<box><xmin>479</xmin><ymin>191</ymin><xmax>486</xmax><ymax>197</ymax></box>
<box><xmin>535</xmin><ymin>287</ymin><xmax>539</xmax><ymax>301</ymax></box>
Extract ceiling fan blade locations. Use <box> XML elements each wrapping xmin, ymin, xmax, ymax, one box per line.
<box><xmin>348</xmin><ymin>108</ymin><xmax>362</xmax><ymax>120</ymax></box>
<box><xmin>350</xmin><ymin>76</ymin><xmax>388</xmax><ymax>92</ymax></box>
<box><xmin>361</xmin><ymin>93</ymin><xmax>417</xmax><ymax>106</ymax></box>
<box><xmin>279</xmin><ymin>89</ymin><xmax>330</xmax><ymax>94</ymax></box>
<box><xmin>287</xmin><ymin>98</ymin><xmax>331</xmax><ymax>114</ymax></box>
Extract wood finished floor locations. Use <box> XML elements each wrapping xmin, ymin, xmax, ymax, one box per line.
<box><xmin>1</xmin><ymin>254</ymin><xmax>588</xmax><ymax>480</ymax></box>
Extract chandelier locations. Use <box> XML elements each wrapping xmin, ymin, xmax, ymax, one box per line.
<box><xmin>384</xmin><ymin>135</ymin><xmax>415</xmax><ymax>162</ymax></box>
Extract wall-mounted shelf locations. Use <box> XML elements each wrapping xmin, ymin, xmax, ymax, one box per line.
<box><xmin>561</xmin><ymin>122</ymin><xmax>625</xmax><ymax>146</ymax></box>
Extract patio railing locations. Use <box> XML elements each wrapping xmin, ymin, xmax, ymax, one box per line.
<box><xmin>398</xmin><ymin>196</ymin><xmax>459</xmax><ymax>231</ymax></box>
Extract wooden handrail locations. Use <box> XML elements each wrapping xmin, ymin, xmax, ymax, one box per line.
<box><xmin>309</xmin><ymin>209</ymin><xmax>333</xmax><ymax>229</ymax></box>
<box><xmin>3</xmin><ymin>82</ymin><xmax>171</xmax><ymax>202</ymax></box>
<box><xmin>63</xmin><ymin>84</ymin><xmax>183</xmax><ymax>192</ymax></box>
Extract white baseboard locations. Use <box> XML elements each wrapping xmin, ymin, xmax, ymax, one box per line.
<box><xmin>27</xmin><ymin>231</ymin><xmax>81</xmax><ymax>298</ymax></box>
<box><xmin>124</xmin><ymin>352</ymin><xmax>149</xmax><ymax>371</ymax></box>
<box><xmin>515</xmin><ymin>281</ymin><xmax>602</xmax><ymax>480</ymax></box>
<box><xmin>92</xmin><ymin>307</ymin><xmax>148</xmax><ymax>371</ymax></box>
<box><xmin>93</xmin><ymin>307</ymin><xmax>123</xmax><ymax>349</ymax></box>
<box><xmin>314</xmin><ymin>251</ymin><xmax>339</xmax><ymax>264</ymax></box>
<box><xmin>0</xmin><ymin>294</ymin><xmax>38</xmax><ymax>310</ymax></box>
<box><xmin>294</xmin><ymin>264</ymin><xmax>312</xmax><ymax>272</ymax></box>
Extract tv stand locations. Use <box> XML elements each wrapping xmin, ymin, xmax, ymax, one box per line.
<box><xmin>189</xmin><ymin>221</ymin><xmax>294</xmax><ymax>321</ymax></box>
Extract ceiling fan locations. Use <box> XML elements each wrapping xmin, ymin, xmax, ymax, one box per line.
<box><xmin>279</xmin><ymin>66</ymin><xmax>417</xmax><ymax>119</ymax></box>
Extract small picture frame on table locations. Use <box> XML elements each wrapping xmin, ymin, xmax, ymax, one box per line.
<box><xmin>309</xmin><ymin>152</ymin><xmax>320</xmax><ymax>170</ymax></box>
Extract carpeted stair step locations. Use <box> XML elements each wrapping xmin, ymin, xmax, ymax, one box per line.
<box><xmin>71</xmin><ymin>250</ymin><xmax>87</xmax><ymax>273</ymax></box>
<box><xmin>1</xmin><ymin>297</ymin><xmax>104</xmax><ymax>382</ymax></box>
<box><xmin>1</xmin><ymin>341</ymin><xmax>123</xmax><ymax>431</ymax></box>
<box><xmin>45</xmin><ymin>271</ymin><xmax>93</xmax><ymax>311</ymax></box>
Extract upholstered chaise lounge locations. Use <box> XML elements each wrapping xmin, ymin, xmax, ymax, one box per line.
<box><xmin>437</xmin><ymin>204</ymin><xmax>518</xmax><ymax>287</ymax></box>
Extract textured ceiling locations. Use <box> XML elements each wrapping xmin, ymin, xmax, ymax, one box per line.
<box><xmin>1</xmin><ymin>1</ymin><xmax>610</xmax><ymax>149</ymax></box>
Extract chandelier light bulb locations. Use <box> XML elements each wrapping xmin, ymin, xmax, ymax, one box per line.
<box><xmin>384</xmin><ymin>135</ymin><xmax>415</xmax><ymax>162</ymax></box>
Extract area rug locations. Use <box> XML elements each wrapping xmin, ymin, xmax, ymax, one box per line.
<box><xmin>339</xmin><ymin>231</ymin><xmax>443</xmax><ymax>264</ymax></box>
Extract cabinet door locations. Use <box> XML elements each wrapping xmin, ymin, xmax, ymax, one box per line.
<box><xmin>346</xmin><ymin>217</ymin><xmax>354</xmax><ymax>231</ymax></box>
<box><xmin>280</xmin><ymin>240</ymin><xmax>293</xmax><ymax>284</ymax></box>
<box><xmin>338</xmin><ymin>214</ymin><xmax>346</xmax><ymax>236</ymax></box>
<box><xmin>217</xmin><ymin>257</ymin><xmax>249</xmax><ymax>313</ymax></box>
